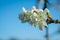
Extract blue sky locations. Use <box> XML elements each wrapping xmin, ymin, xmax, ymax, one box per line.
<box><xmin>0</xmin><ymin>0</ymin><xmax>60</xmax><ymax>40</ymax></box>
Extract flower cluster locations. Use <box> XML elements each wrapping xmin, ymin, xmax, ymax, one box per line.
<box><xmin>19</xmin><ymin>6</ymin><xmax>50</xmax><ymax>30</ymax></box>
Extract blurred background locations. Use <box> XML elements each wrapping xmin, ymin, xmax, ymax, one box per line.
<box><xmin>0</xmin><ymin>0</ymin><xmax>60</xmax><ymax>40</ymax></box>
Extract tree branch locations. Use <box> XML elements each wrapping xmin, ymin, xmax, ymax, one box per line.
<box><xmin>48</xmin><ymin>19</ymin><xmax>60</xmax><ymax>24</ymax></box>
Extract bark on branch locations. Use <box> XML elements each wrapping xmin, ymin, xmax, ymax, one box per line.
<box><xmin>47</xmin><ymin>18</ymin><xmax>60</xmax><ymax>24</ymax></box>
<box><xmin>47</xmin><ymin>14</ymin><xmax>60</xmax><ymax>24</ymax></box>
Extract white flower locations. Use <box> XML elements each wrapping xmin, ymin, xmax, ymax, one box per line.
<box><xmin>38</xmin><ymin>20</ymin><xmax>47</xmax><ymax>30</ymax></box>
<box><xmin>37</xmin><ymin>8</ymin><xmax>43</xmax><ymax>13</ymax></box>
<box><xmin>30</xmin><ymin>6</ymin><xmax>36</xmax><ymax>13</ymax></box>
<box><xmin>44</xmin><ymin>8</ymin><xmax>50</xmax><ymax>13</ymax></box>
<box><xmin>43</xmin><ymin>21</ymin><xmax>47</xmax><ymax>27</ymax></box>
<box><xmin>22</xmin><ymin>7</ymin><xmax>27</xmax><ymax>13</ymax></box>
<box><xmin>19</xmin><ymin>6</ymin><xmax>51</xmax><ymax>30</ymax></box>
<box><xmin>32</xmin><ymin>6</ymin><xmax>36</xmax><ymax>10</ymax></box>
<box><xmin>33</xmin><ymin>12</ymin><xmax>37</xmax><ymax>16</ymax></box>
<box><xmin>35</xmin><ymin>18</ymin><xmax>39</xmax><ymax>21</ymax></box>
<box><xmin>30</xmin><ymin>15</ymin><xmax>33</xmax><ymax>20</ymax></box>
<box><xmin>43</xmin><ymin>8</ymin><xmax>50</xmax><ymax>15</ymax></box>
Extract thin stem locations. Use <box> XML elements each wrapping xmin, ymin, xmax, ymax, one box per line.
<box><xmin>43</xmin><ymin>0</ymin><xmax>48</xmax><ymax>10</ymax></box>
<box><xmin>43</xmin><ymin>0</ymin><xmax>50</xmax><ymax>40</ymax></box>
<box><xmin>58</xmin><ymin>26</ymin><xmax>60</xmax><ymax>32</ymax></box>
<box><xmin>37</xmin><ymin>0</ymin><xmax>41</xmax><ymax>9</ymax></box>
<box><xmin>45</xmin><ymin>27</ymin><xmax>49</xmax><ymax>40</ymax></box>
<box><xmin>48</xmin><ymin>19</ymin><xmax>60</xmax><ymax>24</ymax></box>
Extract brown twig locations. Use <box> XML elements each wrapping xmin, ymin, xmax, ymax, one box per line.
<box><xmin>48</xmin><ymin>19</ymin><xmax>60</xmax><ymax>24</ymax></box>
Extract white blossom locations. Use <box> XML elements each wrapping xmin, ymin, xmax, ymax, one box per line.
<box><xmin>44</xmin><ymin>8</ymin><xmax>50</xmax><ymax>13</ymax></box>
<box><xmin>33</xmin><ymin>12</ymin><xmax>37</xmax><ymax>16</ymax></box>
<box><xmin>19</xmin><ymin>6</ymin><xmax>51</xmax><ymax>30</ymax></box>
<box><xmin>22</xmin><ymin>7</ymin><xmax>27</xmax><ymax>13</ymax></box>
<box><xmin>30</xmin><ymin>6</ymin><xmax>36</xmax><ymax>13</ymax></box>
<box><xmin>32</xmin><ymin>6</ymin><xmax>36</xmax><ymax>10</ymax></box>
<box><xmin>37</xmin><ymin>8</ymin><xmax>43</xmax><ymax>13</ymax></box>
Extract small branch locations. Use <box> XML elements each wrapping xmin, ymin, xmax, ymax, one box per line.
<box><xmin>45</xmin><ymin>27</ymin><xmax>49</xmax><ymax>40</ymax></box>
<box><xmin>43</xmin><ymin>0</ymin><xmax>48</xmax><ymax>10</ymax></box>
<box><xmin>37</xmin><ymin>0</ymin><xmax>41</xmax><ymax>9</ymax></box>
<box><xmin>48</xmin><ymin>19</ymin><xmax>60</xmax><ymax>24</ymax></box>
